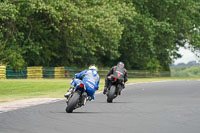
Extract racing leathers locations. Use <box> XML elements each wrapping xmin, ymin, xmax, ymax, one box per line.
<box><xmin>64</xmin><ymin>69</ymin><xmax>100</xmax><ymax>100</ymax></box>
<box><xmin>103</xmin><ymin>66</ymin><xmax>128</xmax><ymax>94</ymax></box>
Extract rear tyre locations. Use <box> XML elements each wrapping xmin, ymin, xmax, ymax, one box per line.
<box><xmin>107</xmin><ymin>85</ymin><xmax>116</xmax><ymax>103</ymax></box>
<box><xmin>66</xmin><ymin>91</ymin><xmax>80</xmax><ymax>113</ymax></box>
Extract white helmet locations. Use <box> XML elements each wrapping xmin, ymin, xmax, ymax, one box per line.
<box><xmin>89</xmin><ymin>64</ymin><xmax>98</xmax><ymax>71</ymax></box>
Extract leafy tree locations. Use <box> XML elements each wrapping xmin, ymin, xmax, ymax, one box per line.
<box><xmin>118</xmin><ymin>0</ymin><xmax>200</xmax><ymax>71</ymax></box>
<box><xmin>0</xmin><ymin>0</ymin><xmax>199</xmax><ymax>71</ymax></box>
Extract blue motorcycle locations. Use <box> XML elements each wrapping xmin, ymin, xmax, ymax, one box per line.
<box><xmin>65</xmin><ymin>78</ymin><xmax>96</xmax><ymax>113</ymax></box>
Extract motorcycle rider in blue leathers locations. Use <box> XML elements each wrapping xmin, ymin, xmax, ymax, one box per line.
<box><xmin>64</xmin><ymin>65</ymin><xmax>100</xmax><ymax>101</ymax></box>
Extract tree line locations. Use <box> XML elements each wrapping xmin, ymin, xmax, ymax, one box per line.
<box><xmin>0</xmin><ymin>0</ymin><xmax>200</xmax><ymax>71</ymax></box>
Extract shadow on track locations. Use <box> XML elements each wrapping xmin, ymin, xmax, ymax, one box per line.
<box><xmin>50</xmin><ymin>111</ymin><xmax>110</xmax><ymax>114</ymax></box>
<box><xmin>70</xmin><ymin>111</ymin><xmax>132</xmax><ymax>114</ymax></box>
<box><xmin>50</xmin><ymin>111</ymin><xmax>132</xmax><ymax>114</ymax></box>
<box><xmin>94</xmin><ymin>101</ymin><xmax>132</xmax><ymax>104</ymax></box>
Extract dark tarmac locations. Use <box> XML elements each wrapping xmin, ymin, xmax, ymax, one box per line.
<box><xmin>0</xmin><ymin>80</ymin><xmax>200</xmax><ymax>133</ymax></box>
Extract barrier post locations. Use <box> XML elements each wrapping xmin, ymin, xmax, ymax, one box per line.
<box><xmin>27</xmin><ymin>66</ymin><xmax>43</xmax><ymax>79</ymax></box>
<box><xmin>0</xmin><ymin>66</ymin><xmax>6</xmax><ymax>79</ymax></box>
<box><xmin>54</xmin><ymin>67</ymin><xmax>65</xmax><ymax>78</ymax></box>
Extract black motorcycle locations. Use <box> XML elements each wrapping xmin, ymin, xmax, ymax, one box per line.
<box><xmin>106</xmin><ymin>74</ymin><xmax>124</xmax><ymax>103</ymax></box>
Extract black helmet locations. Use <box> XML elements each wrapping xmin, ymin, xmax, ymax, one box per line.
<box><xmin>117</xmin><ymin>62</ymin><xmax>124</xmax><ymax>68</ymax></box>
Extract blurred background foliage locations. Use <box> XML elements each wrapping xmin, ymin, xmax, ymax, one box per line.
<box><xmin>171</xmin><ymin>61</ymin><xmax>200</xmax><ymax>77</ymax></box>
<box><xmin>0</xmin><ymin>0</ymin><xmax>200</xmax><ymax>71</ymax></box>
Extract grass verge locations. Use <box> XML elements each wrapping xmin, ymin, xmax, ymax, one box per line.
<box><xmin>0</xmin><ymin>77</ymin><xmax>199</xmax><ymax>102</ymax></box>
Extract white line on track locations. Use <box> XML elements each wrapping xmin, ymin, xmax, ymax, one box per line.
<box><xmin>0</xmin><ymin>98</ymin><xmax>64</xmax><ymax>113</ymax></box>
<box><xmin>126</xmin><ymin>79</ymin><xmax>200</xmax><ymax>86</ymax></box>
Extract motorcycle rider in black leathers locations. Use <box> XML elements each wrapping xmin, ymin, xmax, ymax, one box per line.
<box><xmin>103</xmin><ymin>62</ymin><xmax>128</xmax><ymax>94</ymax></box>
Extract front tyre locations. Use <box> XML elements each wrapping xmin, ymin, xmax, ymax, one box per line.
<box><xmin>107</xmin><ymin>85</ymin><xmax>116</xmax><ymax>103</ymax></box>
<box><xmin>66</xmin><ymin>91</ymin><xmax>80</xmax><ymax>113</ymax></box>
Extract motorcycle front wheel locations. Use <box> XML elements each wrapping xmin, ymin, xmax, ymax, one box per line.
<box><xmin>66</xmin><ymin>91</ymin><xmax>80</xmax><ymax>113</ymax></box>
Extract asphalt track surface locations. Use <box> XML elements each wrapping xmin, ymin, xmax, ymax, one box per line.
<box><xmin>0</xmin><ymin>80</ymin><xmax>200</xmax><ymax>133</ymax></box>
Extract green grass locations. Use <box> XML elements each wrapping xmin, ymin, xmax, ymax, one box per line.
<box><xmin>0</xmin><ymin>79</ymin><xmax>70</xmax><ymax>102</ymax></box>
<box><xmin>171</xmin><ymin>66</ymin><xmax>200</xmax><ymax>77</ymax></box>
<box><xmin>0</xmin><ymin>77</ymin><xmax>199</xmax><ymax>102</ymax></box>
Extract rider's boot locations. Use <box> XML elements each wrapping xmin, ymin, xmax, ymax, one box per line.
<box><xmin>103</xmin><ymin>87</ymin><xmax>107</xmax><ymax>94</ymax></box>
<box><xmin>119</xmin><ymin>87</ymin><xmax>124</xmax><ymax>95</ymax></box>
<box><xmin>103</xmin><ymin>78</ymin><xmax>109</xmax><ymax>95</ymax></box>
<box><xmin>64</xmin><ymin>87</ymin><xmax>74</xmax><ymax>98</ymax></box>
<box><xmin>87</xmin><ymin>95</ymin><xmax>94</xmax><ymax>101</ymax></box>
<box><xmin>119</xmin><ymin>90</ymin><xmax>121</xmax><ymax>95</ymax></box>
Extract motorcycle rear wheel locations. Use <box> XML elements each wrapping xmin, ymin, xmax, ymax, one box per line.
<box><xmin>107</xmin><ymin>85</ymin><xmax>116</xmax><ymax>103</ymax></box>
<box><xmin>66</xmin><ymin>91</ymin><xmax>80</xmax><ymax>113</ymax></box>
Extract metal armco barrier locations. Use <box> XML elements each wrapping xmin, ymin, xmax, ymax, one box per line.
<box><xmin>0</xmin><ymin>66</ymin><xmax>171</xmax><ymax>79</ymax></box>
<box><xmin>6</xmin><ymin>67</ymin><xmax>27</xmax><ymax>79</ymax></box>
